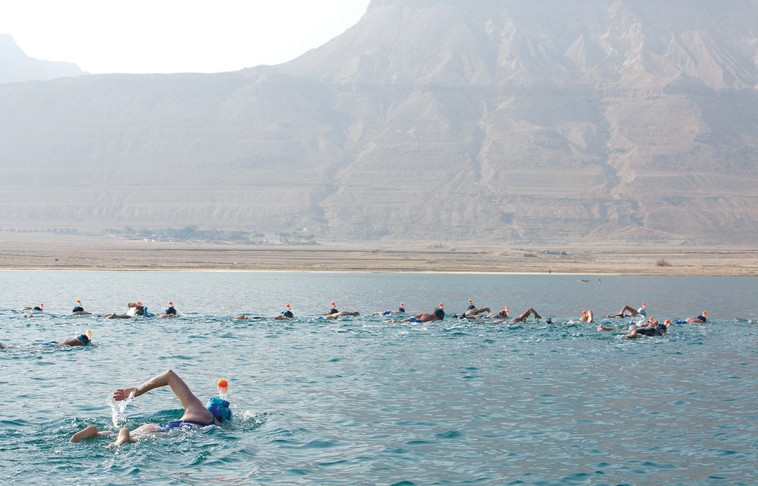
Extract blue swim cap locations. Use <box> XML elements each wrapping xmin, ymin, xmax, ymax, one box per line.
<box><xmin>207</xmin><ymin>397</ymin><xmax>232</xmax><ymax>423</ymax></box>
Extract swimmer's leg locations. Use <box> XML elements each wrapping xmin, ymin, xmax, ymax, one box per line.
<box><xmin>70</xmin><ymin>425</ymin><xmax>104</xmax><ymax>442</ymax></box>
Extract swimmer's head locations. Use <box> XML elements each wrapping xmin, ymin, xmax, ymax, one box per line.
<box><xmin>207</xmin><ymin>397</ymin><xmax>232</xmax><ymax>423</ymax></box>
<box><xmin>78</xmin><ymin>333</ymin><xmax>91</xmax><ymax>345</ymax></box>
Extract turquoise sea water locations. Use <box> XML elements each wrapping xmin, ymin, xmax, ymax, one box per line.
<box><xmin>1</xmin><ymin>271</ymin><xmax>756</xmax><ymax>485</ymax></box>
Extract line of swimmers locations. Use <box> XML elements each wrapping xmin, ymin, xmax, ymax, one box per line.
<box><xmin>14</xmin><ymin>299</ymin><xmax>708</xmax><ymax>328</ymax></box>
<box><xmin>17</xmin><ymin>300</ymin><xmax>178</xmax><ymax>319</ymax></box>
<box><xmin>0</xmin><ymin>301</ymin><xmax>710</xmax><ymax>350</ymax></box>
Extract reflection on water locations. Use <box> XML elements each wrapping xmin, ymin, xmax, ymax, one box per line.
<box><xmin>0</xmin><ymin>271</ymin><xmax>756</xmax><ymax>484</ymax></box>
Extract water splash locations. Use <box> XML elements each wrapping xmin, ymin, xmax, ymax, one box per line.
<box><xmin>107</xmin><ymin>390</ymin><xmax>135</xmax><ymax>427</ymax></box>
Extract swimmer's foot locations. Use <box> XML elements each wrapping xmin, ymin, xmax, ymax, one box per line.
<box><xmin>70</xmin><ymin>425</ymin><xmax>100</xmax><ymax>442</ymax></box>
<box><xmin>107</xmin><ymin>427</ymin><xmax>137</xmax><ymax>447</ymax></box>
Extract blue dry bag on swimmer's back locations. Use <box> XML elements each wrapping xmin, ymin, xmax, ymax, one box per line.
<box><xmin>207</xmin><ymin>397</ymin><xmax>232</xmax><ymax>423</ymax></box>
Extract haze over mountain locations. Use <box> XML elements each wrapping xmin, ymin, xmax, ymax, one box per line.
<box><xmin>0</xmin><ymin>34</ymin><xmax>85</xmax><ymax>83</ymax></box>
<box><xmin>1</xmin><ymin>0</ymin><xmax>756</xmax><ymax>245</ymax></box>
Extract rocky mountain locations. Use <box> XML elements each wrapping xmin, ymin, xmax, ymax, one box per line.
<box><xmin>0</xmin><ymin>1</ymin><xmax>756</xmax><ymax>245</ymax></box>
<box><xmin>0</xmin><ymin>34</ymin><xmax>85</xmax><ymax>83</ymax></box>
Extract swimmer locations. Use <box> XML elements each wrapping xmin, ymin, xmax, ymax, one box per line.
<box><xmin>70</xmin><ymin>369</ymin><xmax>231</xmax><ymax>447</ymax></box>
<box><xmin>157</xmin><ymin>302</ymin><xmax>178</xmax><ymax>318</ymax></box>
<box><xmin>325</xmin><ymin>302</ymin><xmax>359</xmax><ymax>319</ymax></box>
<box><xmin>626</xmin><ymin>323</ymin><xmax>667</xmax><ymax>338</ymax></box>
<box><xmin>381</xmin><ymin>303</ymin><xmax>406</xmax><ymax>316</ymax></box>
<box><xmin>103</xmin><ymin>302</ymin><xmax>140</xmax><ymax>319</ymax></box>
<box><xmin>607</xmin><ymin>303</ymin><xmax>646</xmax><ymax>318</ymax></box>
<box><xmin>134</xmin><ymin>302</ymin><xmax>153</xmax><ymax>317</ymax></box>
<box><xmin>22</xmin><ymin>303</ymin><xmax>44</xmax><ymax>312</ymax></box>
<box><xmin>403</xmin><ymin>303</ymin><xmax>445</xmax><ymax>323</ymax></box>
<box><xmin>510</xmin><ymin>308</ymin><xmax>542</xmax><ymax>323</ymax></box>
<box><xmin>274</xmin><ymin>304</ymin><xmax>294</xmax><ymax>320</ymax></box>
<box><xmin>463</xmin><ymin>299</ymin><xmax>490</xmax><ymax>317</ymax></box>
<box><xmin>685</xmin><ymin>311</ymin><xmax>707</xmax><ymax>324</ymax></box>
<box><xmin>1</xmin><ymin>331</ymin><xmax>91</xmax><ymax>349</ymax></box>
<box><xmin>572</xmin><ymin>310</ymin><xmax>593</xmax><ymax>323</ymax></box>
<box><xmin>72</xmin><ymin>300</ymin><xmax>91</xmax><ymax>315</ymax></box>
<box><xmin>479</xmin><ymin>307</ymin><xmax>510</xmax><ymax>321</ymax></box>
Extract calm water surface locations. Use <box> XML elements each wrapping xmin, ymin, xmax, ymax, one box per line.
<box><xmin>1</xmin><ymin>271</ymin><xmax>756</xmax><ymax>485</ymax></box>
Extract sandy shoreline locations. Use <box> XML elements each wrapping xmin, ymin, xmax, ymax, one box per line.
<box><xmin>1</xmin><ymin>233</ymin><xmax>757</xmax><ymax>275</ymax></box>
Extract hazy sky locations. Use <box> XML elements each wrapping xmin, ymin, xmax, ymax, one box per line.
<box><xmin>0</xmin><ymin>0</ymin><xmax>371</xmax><ymax>74</ymax></box>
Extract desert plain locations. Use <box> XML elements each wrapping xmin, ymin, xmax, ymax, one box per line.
<box><xmin>1</xmin><ymin>232</ymin><xmax>756</xmax><ymax>275</ymax></box>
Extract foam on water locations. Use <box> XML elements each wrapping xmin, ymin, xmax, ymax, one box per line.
<box><xmin>107</xmin><ymin>391</ymin><xmax>134</xmax><ymax>428</ymax></box>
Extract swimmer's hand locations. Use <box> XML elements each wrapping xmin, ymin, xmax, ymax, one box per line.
<box><xmin>113</xmin><ymin>387</ymin><xmax>137</xmax><ymax>401</ymax></box>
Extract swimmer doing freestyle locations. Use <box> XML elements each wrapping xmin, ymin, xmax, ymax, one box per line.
<box><xmin>274</xmin><ymin>304</ymin><xmax>294</xmax><ymax>320</ymax></box>
<box><xmin>607</xmin><ymin>302</ymin><xmax>646</xmax><ymax>318</ymax></box>
<box><xmin>70</xmin><ymin>369</ymin><xmax>231</xmax><ymax>446</ymax></box>
<box><xmin>0</xmin><ymin>331</ymin><xmax>91</xmax><ymax>349</ymax></box>
<box><xmin>403</xmin><ymin>303</ymin><xmax>445</xmax><ymax>323</ymax></box>
<box><xmin>625</xmin><ymin>318</ymin><xmax>668</xmax><ymax>338</ymax></box>
<box><xmin>72</xmin><ymin>300</ymin><xmax>91</xmax><ymax>315</ymax></box>
<box><xmin>157</xmin><ymin>302</ymin><xmax>178</xmax><ymax>318</ymax></box>
<box><xmin>462</xmin><ymin>299</ymin><xmax>490</xmax><ymax>318</ymax></box>
<box><xmin>326</xmin><ymin>302</ymin><xmax>360</xmax><ymax>319</ymax></box>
